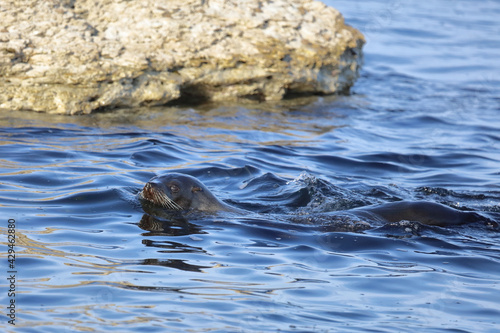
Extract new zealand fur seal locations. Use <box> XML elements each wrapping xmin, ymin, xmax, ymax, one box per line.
<box><xmin>139</xmin><ymin>173</ymin><xmax>496</xmax><ymax>228</ymax></box>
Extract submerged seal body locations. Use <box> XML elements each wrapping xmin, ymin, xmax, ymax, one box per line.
<box><xmin>350</xmin><ymin>201</ymin><xmax>487</xmax><ymax>227</ymax></box>
<box><xmin>139</xmin><ymin>173</ymin><xmax>495</xmax><ymax>227</ymax></box>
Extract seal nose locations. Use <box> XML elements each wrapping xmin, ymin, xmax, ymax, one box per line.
<box><xmin>141</xmin><ymin>182</ymin><xmax>157</xmax><ymax>200</ymax></box>
<box><xmin>140</xmin><ymin>180</ymin><xmax>183</xmax><ymax>210</ymax></box>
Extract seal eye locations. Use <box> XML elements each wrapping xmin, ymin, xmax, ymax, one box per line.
<box><xmin>170</xmin><ymin>185</ymin><xmax>180</xmax><ymax>193</ymax></box>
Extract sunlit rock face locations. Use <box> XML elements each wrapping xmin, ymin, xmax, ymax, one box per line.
<box><xmin>0</xmin><ymin>0</ymin><xmax>364</xmax><ymax>114</ymax></box>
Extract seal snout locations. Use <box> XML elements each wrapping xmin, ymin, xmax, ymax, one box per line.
<box><xmin>140</xmin><ymin>181</ymin><xmax>183</xmax><ymax>211</ymax></box>
<box><xmin>140</xmin><ymin>182</ymin><xmax>155</xmax><ymax>199</ymax></box>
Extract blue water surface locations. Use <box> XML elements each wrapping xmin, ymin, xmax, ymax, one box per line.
<box><xmin>1</xmin><ymin>0</ymin><xmax>500</xmax><ymax>332</ymax></box>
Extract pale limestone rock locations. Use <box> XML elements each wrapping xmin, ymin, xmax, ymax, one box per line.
<box><xmin>0</xmin><ymin>0</ymin><xmax>364</xmax><ymax>114</ymax></box>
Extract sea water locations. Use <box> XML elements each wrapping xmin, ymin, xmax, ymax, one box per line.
<box><xmin>1</xmin><ymin>0</ymin><xmax>500</xmax><ymax>332</ymax></box>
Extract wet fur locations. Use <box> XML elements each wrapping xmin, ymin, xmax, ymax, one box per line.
<box><xmin>140</xmin><ymin>173</ymin><xmax>496</xmax><ymax>228</ymax></box>
<box><xmin>139</xmin><ymin>173</ymin><xmax>242</xmax><ymax>213</ymax></box>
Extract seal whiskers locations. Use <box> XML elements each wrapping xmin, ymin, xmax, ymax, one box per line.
<box><xmin>140</xmin><ymin>182</ymin><xmax>183</xmax><ymax>211</ymax></box>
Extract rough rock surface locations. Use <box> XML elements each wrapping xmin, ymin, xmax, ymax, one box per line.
<box><xmin>0</xmin><ymin>0</ymin><xmax>364</xmax><ymax>114</ymax></box>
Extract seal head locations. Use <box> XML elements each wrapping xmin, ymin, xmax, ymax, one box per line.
<box><xmin>139</xmin><ymin>173</ymin><xmax>239</xmax><ymax>213</ymax></box>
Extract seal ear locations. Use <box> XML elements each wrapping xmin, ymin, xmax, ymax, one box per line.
<box><xmin>192</xmin><ymin>186</ymin><xmax>203</xmax><ymax>193</ymax></box>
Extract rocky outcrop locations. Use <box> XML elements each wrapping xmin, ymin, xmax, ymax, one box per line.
<box><xmin>0</xmin><ymin>0</ymin><xmax>364</xmax><ymax>114</ymax></box>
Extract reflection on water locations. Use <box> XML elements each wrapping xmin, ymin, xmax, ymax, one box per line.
<box><xmin>1</xmin><ymin>95</ymin><xmax>346</xmax><ymax>146</ymax></box>
<box><xmin>2</xmin><ymin>0</ymin><xmax>500</xmax><ymax>332</ymax></box>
